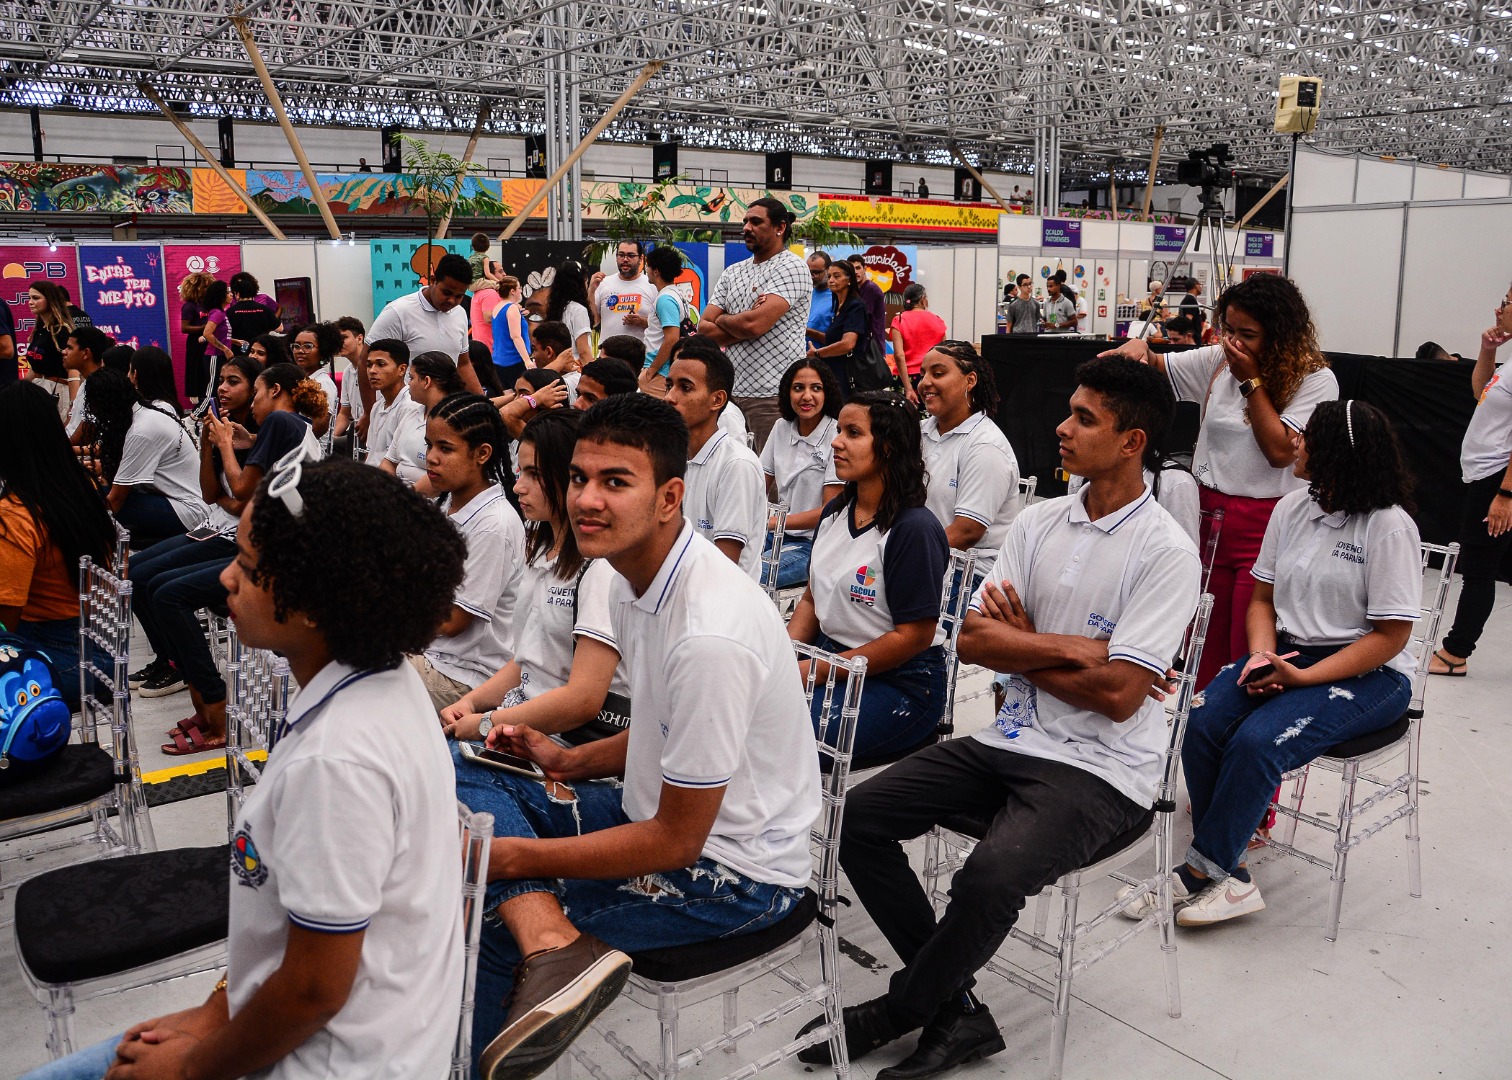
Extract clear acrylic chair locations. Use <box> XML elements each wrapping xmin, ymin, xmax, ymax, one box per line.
<box><xmin>566</xmin><ymin>642</ymin><xmax>867</xmax><ymax>1080</ymax></box>
<box><xmin>223</xmin><ymin>625</ymin><xmax>292</xmax><ymax>830</ymax></box>
<box><xmin>760</xmin><ymin>500</ymin><xmax>789</xmax><ymax>605</ymax></box>
<box><xmin>453</xmin><ymin>803</ymin><xmax>496</xmax><ymax>1080</ymax></box>
<box><xmin>921</xmin><ymin>593</ymin><xmax>1214</xmax><ymax>1080</ymax></box>
<box><xmin>0</xmin><ymin>556</ymin><xmax>155</xmax><ymax>905</ymax></box>
<box><xmin>1197</xmin><ymin>506</ymin><xmax>1223</xmax><ymax>598</ymax></box>
<box><xmin>1259</xmin><ymin>540</ymin><xmax>1459</xmax><ymax>941</ymax></box>
<box><xmin>111</xmin><ymin>518</ymin><xmax>132</xmax><ymax>576</ymax></box>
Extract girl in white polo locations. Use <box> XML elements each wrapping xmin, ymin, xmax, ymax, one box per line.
<box><xmin>1171</xmin><ymin>401</ymin><xmax>1421</xmax><ymax>926</ymax></box>
<box><xmin>789</xmin><ymin>391</ymin><xmax>950</xmax><ymax>759</ymax></box>
<box><xmin>761</xmin><ymin>358</ymin><xmax>844</xmax><ymax>589</ymax></box>
<box><xmin>916</xmin><ymin>341</ymin><xmax>1022</xmax><ymax>578</ymax></box>
<box><xmin>381</xmin><ymin>351</ymin><xmax>465</xmax><ymax>492</ymax></box>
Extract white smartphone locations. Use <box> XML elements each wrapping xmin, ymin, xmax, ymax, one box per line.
<box><xmin>458</xmin><ymin>740</ymin><xmax>546</xmax><ymax>780</ymax></box>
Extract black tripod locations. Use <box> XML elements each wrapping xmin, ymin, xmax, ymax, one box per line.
<box><xmin>1139</xmin><ymin>187</ymin><xmax>1238</xmax><ymax>341</ymax></box>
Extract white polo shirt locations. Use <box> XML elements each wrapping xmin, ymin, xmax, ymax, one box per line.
<box><xmin>718</xmin><ymin>400</ymin><xmax>749</xmax><ymax>444</ymax></box>
<box><xmin>66</xmin><ymin>381</ymin><xmax>89</xmax><ymax>437</ymax></box>
<box><xmin>513</xmin><ymin>555</ymin><xmax>631</xmax><ymax>704</ymax></box>
<box><xmin>367</xmin><ymin>387</ymin><xmax>422</xmax><ymax>468</ymax></box>
<box><xmin>971</xmin><ymin>485</ymin><xmax>1200</xmax><ymax>807</ymax></box>
<box><xmin>593</xmin><ymin>274</ymin><xmax>658</xmax><ymax>342</ymax></box>
<box><xmin>341</xmin><ymin>364</ymin><xmax>366</xmax><ymax>424</ymax></box>
<box><xmin>1165</xmin><ymin>345</ymin><xmax>1338</xmax><ymax>499</ymax></box>
<box><xmin>1251</xmin><ymin>488</ymin><xmax>1421</xmax><ymax>676</ymax></box>
<box><xmin>115</xmin><ymin>404</ymin><xmax>208</xmax><ymax>529</ymax></box>
<box><xmin>382</xmin><ymin>403</ymin><xmax>429</xmax><ymax>485</ymax></box>
<box><xmin>424</xmin><ymin>485</ymin><xmax>526</xmax><ymax>686</ymax></box>
<box><xmin>368</xmin><ymin>289</ymin><xmax>469</xmax><ymax>364</ymax></box>
<box><xmin>920</xmin><ymin>411</ymin><xmax>1021</xmax><ymax>573</ymax></box>
<box><xmin>227</xmin><ymin>661</ymin><xmax>461</xmax><ymax>1080</ymax></box>
<box><xmin>809</xmin><ymin>503</ymin><xmax>949</xmax><ymax>650</ymax></box>
<box><xmin>1069</xmin><ymin>465</ymin><xmax>1201</xmax><ymax>547</ymax></box>
<box><xmin>682</xmin><ymin>429</ymin><xmax>767</xmax><ymax>580</ymax></box>
<box><xmin>612</xmin><ymin>523</ymin><xmax>819</xmax><ymax>887</ymax></box>
<box><xmin>760</xmin><ymin>416</ymin><xmax>839</xmax><ymax>540</ymax></box>
<box><xmin>1461</xmin><ymin>365</ymin><xmax>1512</xmax><ymax>483</ymax></box>
<box><xmin>310</xmin><ymin>370</ymin><xmax>339</xmax><ymax>427</ymax></box>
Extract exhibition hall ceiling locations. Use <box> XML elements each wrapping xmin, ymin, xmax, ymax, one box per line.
<box><xmin>2</xmin><ymin>0</ymin><xmax>1509</xmax><ymax>183</ymax></box>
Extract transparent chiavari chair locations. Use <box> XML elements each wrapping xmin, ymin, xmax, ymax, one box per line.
<box><xmin>1258</xmin><ymin>540</ymin><xmax>1459</xmax><ymax>940</ymax></box>
<box><xmin>921</xmin><ymin>594</ymin><xmax>1214</xmax><ymax>1080</ymax></box>
<box><xmin>761</xmin><ymin>500</ymin><xmax>789</xmax><ymax>605</ymax></box>
<box><xmin>453</xmin><ymin>804</ymin><xmax>496</xmax><ymax>1080</ymax></box>
<box><xmin>563</xmin><ymin>643</ymin><xmax>867</xmax><ymax>1080</ymax></box>
<box><xmin>111</xmin><ymin>518</ymin><xmax>132</xmax><ymax>576</ymax></box>
<box><xmin>223</xmin><ymin>624</ymin><xmax>291</xmax><ymax>829</ymax></box>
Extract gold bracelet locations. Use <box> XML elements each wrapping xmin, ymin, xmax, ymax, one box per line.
<box><xmin>214</xmin><ymin>976</ymin><xmax>228</xmax><ymax>994</ymax></box>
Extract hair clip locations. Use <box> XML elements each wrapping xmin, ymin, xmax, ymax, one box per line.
<box><xmin>266</xmin><ymin>442</ymin><xmax>321</xmax><ymax>519</ymax></box>
<box><xmin>1345</xmin><ymin>399</ymin><xmax>1356</xmax><ymax>449</ymax></box>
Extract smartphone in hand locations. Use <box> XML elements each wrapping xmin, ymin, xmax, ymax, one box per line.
<box><xmin>458</xmin><ymin>740</ymin><xmax>546</xmax><ymax>780</ymax></box>
<box><xmin>1240</xmin><ymin>662</ymin><xmax>1276</xmax><ymax>685</ymax></box>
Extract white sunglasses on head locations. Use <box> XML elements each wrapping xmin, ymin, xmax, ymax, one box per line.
<box><xmin>266</xmin><ymin>441</ymin><xmax>322</xmax><ymax>519</ymax></box>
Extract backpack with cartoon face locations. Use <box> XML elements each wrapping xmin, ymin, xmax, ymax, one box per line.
<box><xmin>0</xmin><ymin>636</ymin><xmax>72</xmax><ymax>771</ymax></box>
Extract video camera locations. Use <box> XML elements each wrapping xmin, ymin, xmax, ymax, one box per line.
<box><xmin>1175</xmin><ymin>143</ymin><xmax>1235</xmax><ymax>190</ymax></box>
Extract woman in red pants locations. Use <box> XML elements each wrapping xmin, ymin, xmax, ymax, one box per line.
<box><xmin>1103</xmin><ymin>274</ymin><xmax>1336</xmax><ymax>689</ymax></box>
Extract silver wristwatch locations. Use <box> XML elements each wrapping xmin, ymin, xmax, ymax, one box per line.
<box><xmin>477</xmin><ymin>713</ymin><xmax>494</xmax><ymax>739</ymax></box>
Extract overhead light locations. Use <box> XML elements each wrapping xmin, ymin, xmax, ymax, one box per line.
<box><xmin>46</xmin><ymin>233</ymin><xmax>58</xmax><ymax>251</ymax></box>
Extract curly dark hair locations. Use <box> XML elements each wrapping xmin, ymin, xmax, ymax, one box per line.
<box><xmin>293</xmin><ymin>322</ymin><xmax>343</xmax><ymax>366</ymax></box>
<box><xmin>520</xmin><ymin>409</ymin><xmax>587</xmax><ymax>580</ymax></box>
<box><xmin>1213</xmin><ymin>274</ymin><xmax>1327</xmax><ymax>412</ymax></box>
<box><xmin>84</xmin><ymin>368</ymin><xmax>191</xmax><ymax>485</ymax></box>
<box><xmin>251</xmin><ymin>333</ymin><xmax>291</xmax><ymax>367</ymax></box>
<box><xmin>258</xmin><ymin>362</ymin><xmax>330</xmax><ymax>427</ymax></box>
<box><xmin>777</xmin><ymin>358</ymin><xmax>843</xmax><ymax>423</ymax></box>
<box><xmin>930</xmin><ymin>340</ymin><xmax>1001</xmax><ymax>418</ymax></box>
<box><xmin>832</xmin><ymin>391</ymin><xmax>928</xmax><ymax>532</ymax></box>
<box><xmin>248</xmin><ymin>459</ymin><xmax>465</xmax><ymax>670</ymax></box>
<box><xmin>1303</xmin><ymin>400</ymin><xmax>1415</xmax><ymax>516</ymax></box>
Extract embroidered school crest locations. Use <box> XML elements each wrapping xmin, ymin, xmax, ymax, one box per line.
<box><xmin>993</xmin><ymin>674</ymin><xmax>1039</xmax><ymax>740</ymax></box>
<box><xmin>231</xmin><ymin>825</ymin><xmax>268</xmax><ymax>888</ymax></box>
<box><xmin>849</xmin><ymin>564</ymin><xmax>879</xmax><ymax>606</ymax></box>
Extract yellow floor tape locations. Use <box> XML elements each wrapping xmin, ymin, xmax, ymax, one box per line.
<box><xmin>142</xmin><ymin>749</ymin><xmax>266</xmax><ymax>786</ymax></box>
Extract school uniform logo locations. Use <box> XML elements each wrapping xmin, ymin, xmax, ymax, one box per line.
<box><xmin>849</xmin><ymin>565</ymin><xmax>879</xmax><ymax>606</ymax></box>
<box><xmin>231</xmin><ymin>825</ymin><xmax>268</xmax><ymax>888</ymax></box>
<box><xmin>1332</xmin><ymin>541</ymin><xmax>1365</xmax><ymax>564</ymax></box>
<box><xmin>994</xmin><ymin>675</ymin><xmax>1038</xmax><ymax>739</ymax></box>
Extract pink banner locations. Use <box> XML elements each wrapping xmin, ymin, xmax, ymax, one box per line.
<box><xmin>163</xmin><ymin>244</ymin><xmax>242</xmax><ymax>394</ymax></box>
<box><xmin>0</xmin><ymin>245</ymin><xmax>82</xmax><ymax>364</ymax></box>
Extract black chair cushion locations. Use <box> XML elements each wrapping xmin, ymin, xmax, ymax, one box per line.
<box><xmin>0</xmin><ymin>744</ymin><xmax>114</xmax><ymax>821</ymax></box>
<box><xmin>823</xmin><ymin>732</ymin><xmax>939</xmax><ymax>775</ymax></box>
<box><xmin>629</xmin><ymin>889</ymin><xmax>818</xmax><ymax>983</ymax></box>
<box><xmin>1320</xmin><ymin>712</ymin><xmax>1410</xmax><ymax>760</ymax></box>
<box><xmin>16</xmin><ymin>845</ymin><xmax>230</xmax><ymax>984</ymax></box>
<box><xmin>938</xmin><ymin>806</ymin><xmax>1157</xmax><ymax>867</ymax></box>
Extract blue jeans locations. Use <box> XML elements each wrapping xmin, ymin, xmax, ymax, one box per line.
<box><xmin>114</xmin><ymin>491</ymin><xmax>189</xmax><ymax>550</ymax></box>
<box><xmin>761</xmin><ymin>533</ymin><xmax>812</xmax><ymax>590</ymax></box>
<box><xmin>1182</xmin><ymin>650</ymin><xmax>1411</xmax><ymax>880</ymax></box>
<box><xmin>810</xmin><ymin>633</ymin><xmax>946</xmax><ymax>758</ymax></box>
<box><xmin>10</xmin><ymin>617</ymin><xmax>85</xmax><ymax>713</ymax></box>
<box><xmin>128</xmin><ymin>533</ymin><xmax>236</xmax><ymax>703</ymax></box>
<box><xmin>452</xmin><ymin>745</ymin><xmax>805</xmax><ymax>1078</ymax></box>
<box><xmin>18</xmin><ymin>1034</ymin><xmax>121</xmax><ymax>1079</ymax></box>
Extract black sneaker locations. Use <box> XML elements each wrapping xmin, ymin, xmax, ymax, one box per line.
<box><xmin>139</xmin><ymin>664</ymin><xmax>187</xmax><ymax>698</ymax></box>
<box><xmin>129</xmin><ymin>658</ymin><xmax>168</xmax><ymax>690</ymax></box>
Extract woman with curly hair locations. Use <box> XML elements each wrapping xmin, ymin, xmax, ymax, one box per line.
<box><xmin>1102</xmin><ymin>273</ymin><xmax>1337</xmax><ymax>688</ymax></box>
<box><xmin>788</xmin><ymin>391</ymin><xmax>950</xmax><ymax>758</ymax></box>
<box><xmin>82</xmin><ymin>368</ymin><xmax>205</xmax><ymax>548</ymax></box>
<box><xmin>1146</xmin><ymin>401</ymin><xmax>1420</xmax><ymax>926</ymax></box>
<box><xmin>290</xmin><ymin>322</ymin><xmax>343</xmax><ymax>437</ymax></box>
<box><xmin>917</xmin><ymin>340</ymin><xmax>1021</xmax><ymax>578</ymax></box>
<box><xmin>177</xmin><ymin>270</ymin><xmax>217</xmax><ymax>402</ymax></box>
<box><xmin>761</xmin><ymin>358</ymin><xmax>844</xmax><ymax>589</ymax></box>
<box><xmin>30</xmin><ymin>457</ymin><xmax>469</xmax><ymax>1080</ymax></box>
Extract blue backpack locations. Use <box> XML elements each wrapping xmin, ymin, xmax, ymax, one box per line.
<box><xmin>0</xmin><ymin>636</ymin><xmax>72</xmax><ymax>771</ymax></box>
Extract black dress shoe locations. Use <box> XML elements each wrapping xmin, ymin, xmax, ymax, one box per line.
<box><xmin>796</xmin><ymin>995</ymin><xmax>903</xmax><ymax>1066</ymax></box>
<box><xmin>876</xmin><ymin>1005</ymin><xmax>1005</xmax><ymax>1080</ymax></box>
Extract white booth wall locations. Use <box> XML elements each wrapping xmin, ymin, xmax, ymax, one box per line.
<box><xmin>1294</xmin><ymin>147</ymin><xmax>1512</xmax><ymax>208</ymax></box>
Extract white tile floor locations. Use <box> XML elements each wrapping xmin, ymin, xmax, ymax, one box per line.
<box><xmin>4</xmin><ymin>590</ymin><xmax>1511</xmax><ymax>1079</ymax></box>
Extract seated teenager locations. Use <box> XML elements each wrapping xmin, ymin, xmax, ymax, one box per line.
<box><xmin>916</xmin><ymin>342</ymin><xmax>1021</xmax><ymax>579</ymax></box>
<box><xmin>662</xmin><ymin>337</ymin><xmax>766</xmax><ymax>580</ymax></box>
<box><xmin>380</xmin><ymin>350</ymin><xmax>464</xmax><ymax>492</ymax></box>
<box><xmin>572</xmin><ymin>356</ymin><xmax>638</xmax><ymax>410</ymax></box>
<box><xmin>63</xmin><ymin>325</ymin><xmax>112</xmax><ymax>442</ymax></box>
<box><xmin>0</xmin><ymin>381</ymin><xmax>116</xmax><ymax>713</ymax></box>
<box><xmin>761</xmin><ymin>358</ymin><xmax>843</xmax><ymax>589</ymax></box>
<box><xmin>83</xmin><ymin>369</ymin><xmax>207</xmax><ymax>549</ymax></box>
<box><xmin>22</xmin><ymin>458</ymin><xmax>469</xmax><ymax>1080</ymax></box>
<box><xmin>332</xmin><ymin>315</ymin><xmax>368</xmax><ymax>445</ymax></box>
<box><xmin>796</xmin><ymin>357</ymin><xmax>1199</xmax><ymax>1079</ymax></box>
<box><xmin>440</xmin><ymin>410</ymin><xmax>631</xmax><ymax>745</ymax></box>
<box><xmin>290</xmin><ymin>322</ymin><xmax>343</xmax><ymax>438</ymax></box>
<box><xmin>359</xmin><ymin>338</ymin><xmax>420</xmax><ymax>467</ymax></box>
<box><xmin>127</xmin><ymin>344</ymin><xmax>187</xmax><ymax>420</ymax></box>
<box><xmin>528</xmin><ymin>320</ymin><xmax>581</xmax><ymax>404</ymax></box>
<box><xmin>408</xmin><ymin>393</ymin><xmax>526</xmax><ymax>715</ymax></box>
<box><xmin>132</xmin><ymin>362</ymin><xmax>325</xmax><ymax>756</ymax></box>
<box><xmin>456</xmin><ymin>394</ymin><xmax>819</xmax><ymax>1080</ymax></box>
<box><xmin>788</xmin><ymin>392</ymin><xmax>949</xmax><ymax>759</ymax></box>
<box><xmin>1157</xmin><ymin>401</ymin><xmax>1421</xmax><ymax>926</ymax></box>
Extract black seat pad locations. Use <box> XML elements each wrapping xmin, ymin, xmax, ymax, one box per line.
<box><xmin>1319</xmin><ymin>712</ymin><xmax>1410</xmax><ymax>760</ymax></box>
<box><xmin>938</xmin><ymin>805</ymin><xmax>1157</xmax><ymax>867</ymax></box>
<box><xmin>629</xmin><ymin>889</ymin><xmax>818</xmax><ymax>983</ymax></box>
<box><xmin>0</xmin><ymin>744</ymin><xmax>114</xmax><ymax>821</ymax></box>
<box><xmin>823</xmin><ymin>732</ymin><xmax>939</xmax><ymax>775</ymax></box>
<box><xmin>16</xmin><ymin>845</ymin><xmax>230</xmax><ymax>984</ymax></box>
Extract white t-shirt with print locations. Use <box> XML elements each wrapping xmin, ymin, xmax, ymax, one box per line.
<box><xmin>226</xmin><ymin>662</ymin><xmax>461</xmax><ymax>1080</ymax></box>
<box><xmin>1251</xmin><ymin>488</ymin><xmax>1422</xmax><ymax>676</ymax></box>
<box><xmin>593</xmin><ymin>274</ymin><xmax>658</xmax><ymax>342</ymax></box>
<box><xmin>970</xmin><ymin>486</ymin><xmax>1200</xmax><ymax>808</ymax></box>
<box><xmin>612</xmin><ymin>523</ymin><xmax>819</xmax><ymax>887</ymax></box>
<box><xmin>513</xmin><ymin>555</ymin><xmax>631</xmax><ymax>703</ymax></box>
<box><xmin>920</xmin><ymin>411</ymin><xmax>1021</xmax><ymax>573</ymax></box>
<box><xmin>1460</xmin><ymin>364</ymin><xmax>1512</xmax><ymax>483</ymax></box>
<box><xmin>424</xmin><ymin>485</ymin><xmax>526</xmax><ymax>686</ymax></box>
<box><xmin>761</xmin><ymin>416</ymin><xmax>838</xmax><ymax>540</ymax></box>
<box><xmin>1165</xmin><ymin>344</ymin><xmax>1338</xmax><ymax>499</ymax></box>
<box><xmin>682</xmin><ymin>429</ymin><xmax>767</xmax><ymax>580</ymax></box>
<box><xmin>115</xmin><ymin>404</ymin><xmax>209</xmax><ymax>529</ymax></box>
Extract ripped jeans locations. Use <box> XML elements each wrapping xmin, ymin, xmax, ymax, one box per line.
<box><xmin>1181</xmin><ymin>648</ymin><xmax>1411</xmax><ymax>881</ymax></box>
<box><xmin>451</xmin><ymin>744</ymin><xmax>804</xmax><ymax>1073</ymax></box>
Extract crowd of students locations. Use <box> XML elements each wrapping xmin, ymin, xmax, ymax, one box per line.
<box><xmin>5</xmin><ymin>266</ymin><xmax>1509</xmax><ymax>1080</ymax></box>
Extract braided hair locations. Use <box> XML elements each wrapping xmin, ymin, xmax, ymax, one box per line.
<box><xmin>428</xmin><ymin>392</ymin><xmax>515</xmax><ymax>490</ymax></box>
<box><xmin>929</xmin><ymin>340</ymin><xmax>1001</xmax><ymax>418</ymax></box>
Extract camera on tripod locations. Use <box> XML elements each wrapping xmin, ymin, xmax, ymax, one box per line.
<box><xmin>1175</xmin><ymin>143</ymin><xmax>1235</xmax><ymax>190</ymax></box>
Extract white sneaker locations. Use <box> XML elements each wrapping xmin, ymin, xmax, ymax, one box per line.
<box><xmin>1117</xmin><ymin>873</ymin><xmax>1194</xmax><ymax>920</ymax></box>
<box><xmin>1176</xmin><ymin>875</ymin><xmax>1266</xmax><ymax>926</ymax></box>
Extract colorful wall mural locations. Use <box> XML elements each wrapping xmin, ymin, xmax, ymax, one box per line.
<box><xmin>0</xmin><ymin>163</ymin><xmax>194</xmax><ymax>214</ymax></box>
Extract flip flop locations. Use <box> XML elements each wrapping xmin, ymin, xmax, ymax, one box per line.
<box><xmin>161</xmin><ymin>724</ymin><xmax>228</xmax><ymax>757</ymax></box>
<box><xmin>165</xmin><ymin>716</ymin><xmax>206</xmax><ymax>740</ymax></box>
<box><xmin>1429</xmin><ymin>650</ymin><xmax>1467</xmax><ymax>677</ymax></box>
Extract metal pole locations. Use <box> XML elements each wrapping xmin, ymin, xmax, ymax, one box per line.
<box><xmin>1283</xmin><ymin>131</ymin><xmax>1299</xmax><ymax>277</ymax></box>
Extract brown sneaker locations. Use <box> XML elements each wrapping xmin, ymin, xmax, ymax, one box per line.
<box><xmin>477</xmin><ymin>932</ymin><xmax>632</xmax><ymax>1080</ymax></box>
